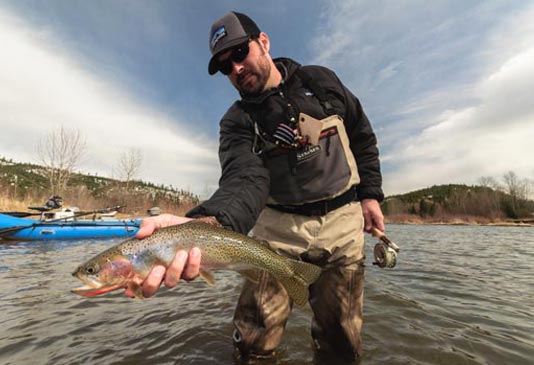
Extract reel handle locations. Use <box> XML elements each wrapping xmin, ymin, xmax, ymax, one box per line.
<box><xmin>370</xmin><ymin>227</ymin><xmax>400</xmax><ymax>252</ymax></box>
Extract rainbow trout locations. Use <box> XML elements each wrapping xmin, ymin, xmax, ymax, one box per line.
<box><xmin>72</xmin><ymin>221</ymin><xmax>322</xmax><ymax>306</ymax></box>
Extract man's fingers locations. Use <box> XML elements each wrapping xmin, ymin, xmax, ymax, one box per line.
<box><xmin>164</xmin><ymin>250</ymin><xmax>188</xmax><ymax>288</ymax></box>
<box><xmin>361</xmin><ymin>199</ymin><xmax>385</xmax><ymax>233</ymax></box>
<box><xmin>125</xmin><ymin>286</ymin><xmax>136</xmax><ymax>298</ymax></box>
<box><xmin>376</xmin><ymin>218</ymin><xmax>385</xmax><ymax>232</ymax></box>
<box><xmin>142</xmin><ymin>265</ymin><xmax>166</xmax><ymax>298</ymax></box>
<box><xmin>135</xmin><ymin>215</ymin><xmax>195</xmax><ymax>239</ymax></box>
<box><xmin>123</xmin><ymin>232</ymin><xmax>201</xmax><ymax>298</ymax></box>
<box><xmin>135</xmin><ymin>220</ymin><xmax>157</xmax><ymax>239</ymax></box>
<box><xmin>362</xmin><ymin>211</ymin><xmax>372</xmax><ymax>232</ymax></box>
<box><xmin>372</xmin><ymin>209</ymin><xmax>385</xmax><ymax>232</ymax></box>
<box><xmin>182</xmin><ymin>247</ymin><xmax>201</xmax><ymax>281</ymax></box>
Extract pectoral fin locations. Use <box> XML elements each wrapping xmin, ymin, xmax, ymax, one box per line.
<box><xmin>126</xmin><ymin>280</ymin><xmax>144</xmax><ymax>299</ymax></box>
<box><xmin>199</xmin><ymin>269</ymin><xmax>216</xmax><ymax>286</ymax></box>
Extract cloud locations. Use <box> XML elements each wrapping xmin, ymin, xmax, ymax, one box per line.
<box><xmin>0</xmin><ymin>8</ymin><xmax>219</xmax><ymax>195</ymax></box>
<box><xmin>308</xmin><ymin>1</ymin><xmax>534</xmax><ymax>195</ymax></box>
<box><xmin>383</xmin><ymin>47</ymin><xmax>534</xmax><ymax>194</ymax></box>
<box><xmin>2</xmin><ymin>1</ymin><xmax>532</xmax><ymax>201</ymax></box>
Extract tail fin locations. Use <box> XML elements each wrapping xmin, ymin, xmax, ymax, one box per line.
<box><xmin>276</xmin><ymin>260</ymin><xmax>322</xmax><ymax>307</ymax></box>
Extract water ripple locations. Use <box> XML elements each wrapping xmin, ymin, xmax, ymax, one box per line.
<box><xmin>0</xmin><ymin>225</ymin><xmax>533</xmax><ymax>364</ymax></box>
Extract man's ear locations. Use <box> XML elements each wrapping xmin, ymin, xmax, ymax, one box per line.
<box><xmin>258</xmin><ymin>32</ymin><xmax>270</xmax><ymax>53</ymax></box>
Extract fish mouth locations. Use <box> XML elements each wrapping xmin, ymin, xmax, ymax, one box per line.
<box><xmin>71</xmin><ymin>273</ymin><xmax>126</xmax><ymax>297</ymax></box>
<box><xmin>71</xmin><ymin>282</ymin><xmax>126</xmax><ymax>297</ymax></box>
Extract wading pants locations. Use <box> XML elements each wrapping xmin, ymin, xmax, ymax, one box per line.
<box><xmin>232</xmin><ymin>201</ymin><xmax>365</xmax><ymax>360</ymax></box>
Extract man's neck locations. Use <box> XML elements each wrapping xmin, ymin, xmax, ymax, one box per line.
<box><xmin>264</xmin><ymin>61</ymin><xmax>283</xmax><ymax>90</ymax></box>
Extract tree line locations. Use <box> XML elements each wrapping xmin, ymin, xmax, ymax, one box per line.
<box><xmin>382</xmin><ymin>172</ymin><xmax>534</xmax><ymax>222</ymax></box>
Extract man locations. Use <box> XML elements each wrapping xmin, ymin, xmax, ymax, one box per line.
<box><xmin>128</xmin><ymin>11</ymin><xmax>385</xmax><ymax>361</ymax></box>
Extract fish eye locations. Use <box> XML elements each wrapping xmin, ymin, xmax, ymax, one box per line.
<box><xmin>85</xmin><ymin>266</ymin><xmax>96</xmax><ymax>275</ymax></box>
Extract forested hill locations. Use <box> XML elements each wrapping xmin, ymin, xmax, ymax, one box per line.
<box><xmin>383</xmin><ymin>184</ymin><xmax>534</xmax><ymax>221</ymax></box>
<box><xmin>0</xmin><ymin>156</ymin><xmax>199</xmax><ymax>215</ymax></box>
<box><xmin>2</xmin><ymin>156</ymin><xmax>533</xmax><ymax>221</ymax></box>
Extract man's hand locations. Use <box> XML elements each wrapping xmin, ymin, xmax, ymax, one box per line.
<box><xmin>361</xmin><ymin>199</ymin><xmax>385</xmax><ymax>233</ymax></box>
<box><xmin>125</xmin><ymin>214</ymin><xmax>202</xmax><ymax>298</ymax></box>
<box><xmin>135</xmin><ymin>214</ymin><xmax>194</xmax><ymax>239</ymax></box>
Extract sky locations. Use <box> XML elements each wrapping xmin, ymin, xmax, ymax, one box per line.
<box><xmin>0</xmin><ymin>0</ymin><xmax>532</xmax><ymax>198</ymax></box>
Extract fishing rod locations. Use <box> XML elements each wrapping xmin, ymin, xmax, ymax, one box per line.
<box><xmin>1</xmin><ymin>211</ymin><xmax>43</xmax><ymax>218</ymax></box>
<box><xmin>0</xmin><ymin>205</ymin><xmax>124</xmax><ymax>237</ymax></box>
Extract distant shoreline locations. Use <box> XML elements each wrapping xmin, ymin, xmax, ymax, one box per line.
<box><xmin>386</xmin><ymin>219</ymin><xmax>534</xmax><ymax>227</ymax></box>
<box><xmin>1</xmin><ymin>199</ymin><xmax>532</xmax><ymax>227</ymax></box>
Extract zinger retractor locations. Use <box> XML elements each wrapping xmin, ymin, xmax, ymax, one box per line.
<box><xmin>370</xmin><ymin>228</ymin><xmax>400</xmax><ymax>269</ymax></box>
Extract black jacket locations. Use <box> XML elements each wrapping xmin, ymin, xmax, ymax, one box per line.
<box><xmin>187</xmin><ymin>58</ymin><xmax>383</xmax><ymax>234</ymax></box>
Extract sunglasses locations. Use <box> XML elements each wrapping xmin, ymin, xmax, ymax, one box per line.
<box><xmin>217</xmin><ymin>41</ymin><xmax>250</xmax><ymax>75</ymax></box>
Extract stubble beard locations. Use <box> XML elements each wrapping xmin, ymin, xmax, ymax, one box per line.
<box><xmin>237</xmin><ymin>57</ymin><xmax>271</xmax><ymax>97</ymax></box>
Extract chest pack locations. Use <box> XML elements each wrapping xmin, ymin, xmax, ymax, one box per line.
<box><xmin>241</xmin><ymin>67</ymin><xmax>343</xmax><ymax>155</ymax></box>
<box><xmin>237</xmin><ymin>66</ymin><xmax>360</xmax><ymax>205</ymax></box>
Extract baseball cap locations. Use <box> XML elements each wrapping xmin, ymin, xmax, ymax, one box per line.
<box><xmin>208</xmin><ymin>11</ymin><xmax>261</xmax><ymax>75</ymax></box>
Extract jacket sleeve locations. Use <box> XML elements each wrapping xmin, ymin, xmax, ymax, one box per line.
<box><xmin>333</xmin><ymin>72</ymin><xmax>385</xmax><ymax>202</ymax></box>
<box><xmin>186</xmin><ymin>110</ymin><xmax>270</xmax><ymax>234</ymax></box>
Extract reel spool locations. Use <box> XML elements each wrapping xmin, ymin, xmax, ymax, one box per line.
<box><xmin>373</xmin><ymin>242</ymin><xmax>397</xmax><ymax>268</ymax></box>
<box><xmin>370</xmin><ymin>228</ymin><xmax>400</xmax><ymax>269</ymax></box>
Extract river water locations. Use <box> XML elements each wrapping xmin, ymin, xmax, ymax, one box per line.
<box><xmin>0</xmin><ymin>225</ymin><xmax>532</xmax><ymax>365</ymax></box>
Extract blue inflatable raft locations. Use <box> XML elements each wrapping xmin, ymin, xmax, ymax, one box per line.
<box><xmin>0</xmin><ymin>212</ymin><xmax>140</xmax><ymax>241</ymax></box>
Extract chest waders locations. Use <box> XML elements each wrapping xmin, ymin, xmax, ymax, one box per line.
<box><xmin>232</xmin><ymin>68</ymin><xmax>366</xmax><ymax>361</ymax></box>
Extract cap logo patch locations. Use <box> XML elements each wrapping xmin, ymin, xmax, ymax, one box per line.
<box><xmin>211</xmin><ymin>26</ymin><xmax>227</xmax><ymax>49</ymax></box>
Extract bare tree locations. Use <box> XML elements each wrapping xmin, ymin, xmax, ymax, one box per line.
<box><xmin>478</xmin><ymin>176</ymin><xmax>501</xmax><ymax>190</ymax></box>
<box><xmin>502</xmin><ymin>170</ymin><xmax>532</xmax><ymax>217</ymax></box>
<box><xmin>37</xmin><ymin>126</ymin><xmax>86</xmax><ymax>194</ymax></box>
<box><xmin>117</xmin><ymin>147</ymin><xmax>143</xmax><ymax>189</ymax></box>
<box><xmin>503</xmin><ymin>171</ymin><xmax>529</xmax><ymax>200</ymax></box>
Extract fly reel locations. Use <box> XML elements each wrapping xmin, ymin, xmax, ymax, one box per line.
<box><xmin>371</xmin><ymin>228</ymin><xmax>400</xmax><ymax>269</ymax></box>
<box><xmin>373</xmin><ymin>242</ymin><xmax>397</xmax><ymax>268</ymax></box>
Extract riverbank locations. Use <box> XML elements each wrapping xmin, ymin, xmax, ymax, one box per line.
<box><xmin>1</xmin><ymin>198</ymin><xmax>532</xmax><ymax>226</ymax></box>
<box><xmin>0</xmin><ymin>195</ymin><xmax>195</xmax><ymax>218</ymax></box>
<box><xmin>386</xmin><ymin>213</ymin><xmax>534</xmax><ymax>227</ymax></box>
<box><xmin>0</xmin><ymin>196</ymin><xmax>30</xmax><ymax>212</ymax></box>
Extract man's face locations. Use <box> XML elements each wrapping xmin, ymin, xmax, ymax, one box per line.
<box><xmin>217</xmin><ymin>38</ymin><xmax>271</xmax><ymax>96</ymax></box>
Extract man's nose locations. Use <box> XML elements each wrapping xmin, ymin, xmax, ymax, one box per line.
<box><xmin>231</xmin><ymin>61</ymin><xmax>244</xmax><ymax>75</ymax></box>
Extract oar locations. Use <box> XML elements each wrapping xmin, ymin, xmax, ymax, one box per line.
<box><xmin>0</xmin><ymin>206</ymin><xmax>124</xmax><ymax>237</ymax></box>
<box><xmin>1</xmin><ymin>211</ymin><xmax>43</xmax><ymax>218</ymax></box>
